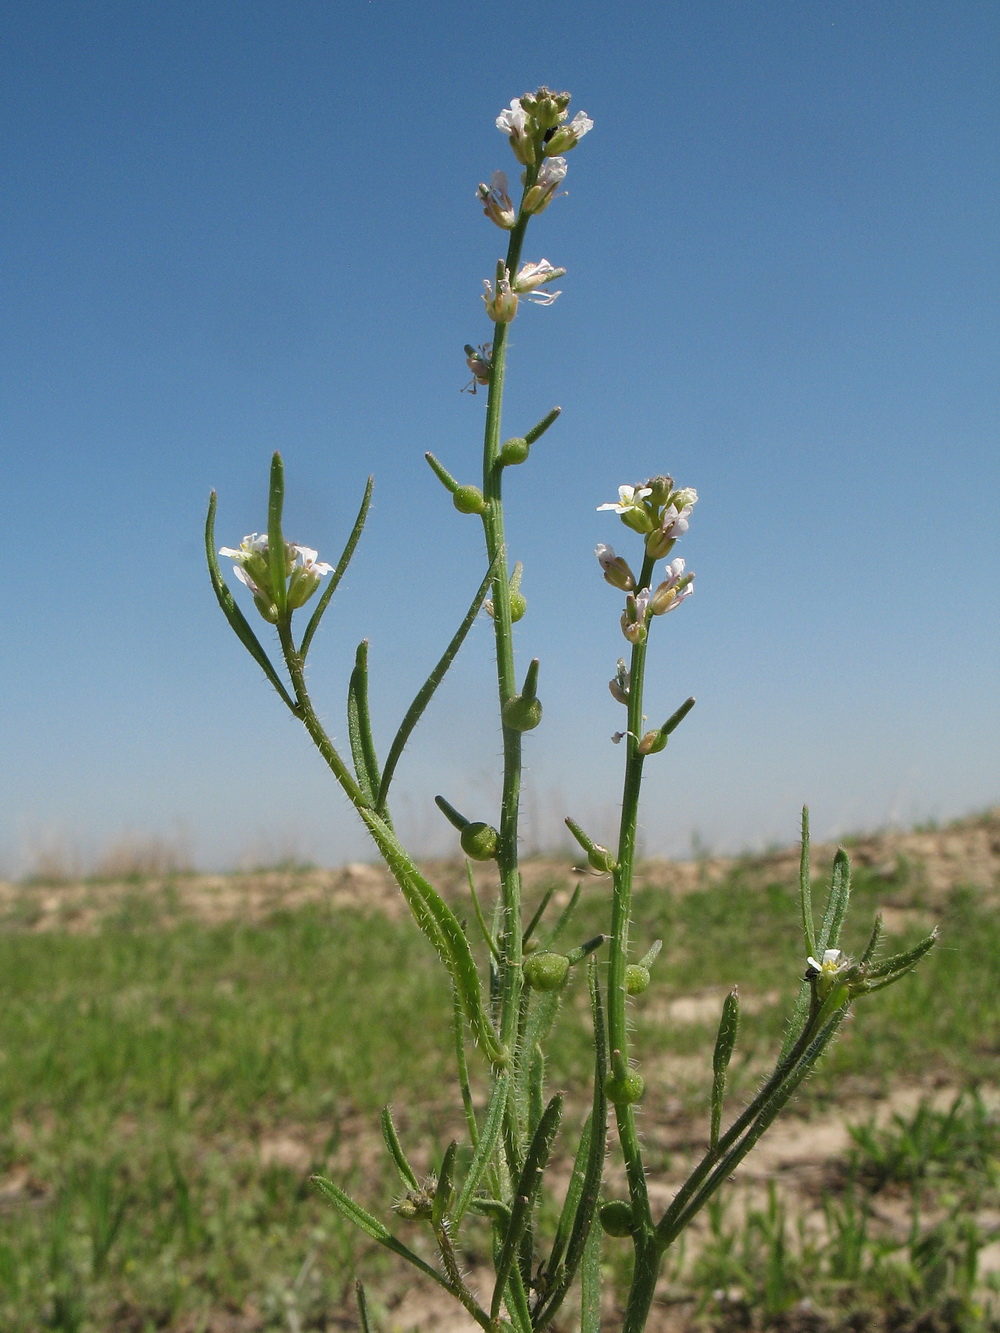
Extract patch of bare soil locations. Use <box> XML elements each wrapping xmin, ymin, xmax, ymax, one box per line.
<box><xmin>1</xmin><ymin>810</ymin><xmax>996</xmax><ymax>935</ymax></box>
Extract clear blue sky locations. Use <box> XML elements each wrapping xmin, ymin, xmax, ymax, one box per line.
<box><xmin>3</xmin><ymin>1</ymin><xmax>997</xmax><ymax>873</ymax></box>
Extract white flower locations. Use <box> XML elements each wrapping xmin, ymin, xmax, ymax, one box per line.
<box><xmin>291</xmin><ymin>545</ymin><xmax>333</xmax><ymax>577</ymax></box>
<box><xmin>522</xmin><ymin>156</ymin><xmax>568</xmax><ymax>214</ymax></box>
<box><xmin>477</xmin><ymin>171</ymin><xmax>516</xmax><ymax>229</ymax></box>
<box><xmin>482</xmin><ymin>269</ymin><xmax>519</xmax><ymax>323</ymax></box>
<box><xmin>648</xmin><ymin>558</ymin><xmax>694</xmax><ymax>615</ymax></box>
<box><xmin>496</xmin><ymin>97</ymin><xmax>530</xmax><ymax>138</ymax></box>
<box><xmin>496</xmin><ymin>97</ymin><xmax>535</xmax><ymax>165</ymax></box>
<box><xmin>544</xmin><ymin>110</ymin><xmax>594</xmax><ymax>155</ymax></box>
<box><xmin>807</xmin><ymin>948</ymin><xmax>843</xmax><ymax>974</ymax></box>
<box><xmin>513</xmin><ymin>258</ymin><xmax>566</xmax><ymax>305</ymax></box>
<box><xmin>219</xmin><ymin>533</ymin><xmax>271</xmax><ymax>595</ymax></box>
<box><xmin>597</xmin><ymin>484</ymin><xmax>652</xmax><ymax>515</ymax></box>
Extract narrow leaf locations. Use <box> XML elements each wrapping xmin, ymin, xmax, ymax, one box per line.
<box><xmin>799</xmin><ymin>806</ymin><xmax>817</xmax><ymax>959</ymax></box>
<box><xmin>454</xmin><ymin>1070</ymin><xmax>510</xmax><ymax>1224</ymax></box>
<box><xmin>347</xmin><ymin>641</ymin><xmax>380</xmax><ymax>805</ymax></box>
<box><xmin>380</xmin><ymin>1107</ymin><xmax>419</xmax><ymax>1192</ymax></box>
<box><xmin>359</xmin><ymin>810</ymin><xmax>502</xmax><ymax>1063</ymax></box>
<box><xmin>710</xmin><ymin>987</ymin><xmax>740</xmax><ymax>1150</ymax></box>
<box><xmin>535</xmin><ymin>966</ymin><xmax>607</xmax><ymax>1328</ymax></box>
<box><xmin>431</xmin><ymin>1142</ymin><xmax>458</xmax><ymax>1227</ymax></box>
<box><xmin>491</xmin><ymin>1095</ymin><xmax>564</xmax><ymax>1321</ymax></box>
<box><xmin>817</xmin><ymin>848</ymin><xmax>851</xmax><ymax>954</ymax></box>
<box><xmin>579</xmin><ymin>1211</ymin><xmax>602</xmax><ymax>1333</ymax></box>
<box><xmin>299</xmin><ymin>475</ymin><xmax>373</xmax><ymax>660</ymax></box>
<box><xmin>310</xmin><ymin>1176</ymin><xmax>445</xmax><ymax>1288</ymax></box>
<box><xmin>375</xmin><ymin>555</ymin><xmax>500</xmax><ymax>813</ymax></box>
<box><xmin>522</xmin><ymin>881</ymin><xmax>557</xmax><ymax>948</ymax></box>
<box><xmin>267</xmin><ymin>453</ymin><xmax>288</xmax><ymax>620</ymax></box>
<box><xmin>205</xmin><ymin>492</ymin><xmax>295</xmax><ymax>710</ymax></box>
<box><xmin>355</xmin><ymin>1282</ymin><xmax>376</xmax><ymax>1333</ymax></box>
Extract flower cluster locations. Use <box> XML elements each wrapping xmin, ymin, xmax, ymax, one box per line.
<box><xmin>219</xmin><ymin>534</ymin><xmax>332</xmax><ymax>622</ymax></box>
<box><xmin>597</xmin><ymin>476</ymin><xmax>697</xmax><ymax>649</ymax></box>
<box><xmin>495</xmin><ymin>88</ymin><xmax>593</xmax><ymax>167</ymax></box>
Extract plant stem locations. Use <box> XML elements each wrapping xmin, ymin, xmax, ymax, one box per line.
<box><xmin>607</xmin><ymin>553</ymin><xmax>657</xmax><ymax>1229</ymax></box>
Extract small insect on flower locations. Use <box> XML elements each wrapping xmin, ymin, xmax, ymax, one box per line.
<box><xmin>463</xmin><ymin>343</ymin><xmax>493</xmax><ymax>394</ymax></box>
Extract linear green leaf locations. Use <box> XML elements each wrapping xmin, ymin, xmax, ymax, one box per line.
<box><xmin>347</xmin><ymin>641</ymin><xmax>379</xmax><ymax>805</ymax></box>
<box><xmin>817</xmin><ymin>848</ymin><xmax>851</xmax><ymax>954</ymax></box>
<box><xmin>380</xmin><ymin>1106</ymin><xmax>419</xmax><ymax>1192</ymax></box>
<box><xmin>310</xmin><ymin>1175</ymin><xmax>446</xmax><ymax>1288</ymax></box>
<box><xmin>491</xmin><ymin>1094</ymin><xmax>564</xmax><ymax>1321</ymax></box>
<box><xmin>299</xmin><ymin>475</ymin><xmax>373</xmax><ymax>660</ymax></box>
<box><xmin>375</xmin><ymin>555</ymin><xmax>500</xmax><ymax>813</ymax></box>
<box><xmin>266</xmin><ymin>453</ymin><xmax>288</xmax><ymax>621</ymax></box>
<box><xmin>454</xmin><ymin>1070</ymin><xmax>509</xmax><ymax>1224</ymax></box>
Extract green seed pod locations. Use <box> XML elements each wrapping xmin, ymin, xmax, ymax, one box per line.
<box><xmin>502</xmin><ymin>695</ymin><xmax>543</xmax><ymax>732</ymax></box>
<box><xmin>459</xmin><ymin>821</ymin><xmax>498</xmax><ymax>862</ymax></box>
<box><xmin>499</xmin><ymin>436</ymin><xmax>530</xmax><ymax>466</ymax></box>
<box><xmin>453</xmin><ymin>485</ymin><xmax>487</xmax><ymax>515</ymax></box>
<box><xmin>523</xmin><ymin>951</ymin><xmax>570</xmax><ymax>991</ymax></box>
<box><xmin>604</xmin><ymin>1069</ymin><xmax>645</xmax><ymax>1105</ymax></box>
<box><xmin>509</xmin><ymin>592</ymin><xmax>527</xmax><ymax>621</ymax></box>
<box><xmin>625</xmin><ymin>964</ymin><xmax>651</xmax><ymax>995</ymax></box>
<box><xmin>599</xmin><ymin>1200</ymin><xmax>634</xmax><ymax>1238</ymax></box>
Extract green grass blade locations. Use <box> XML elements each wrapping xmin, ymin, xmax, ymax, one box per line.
<box><xmin>454</xmin><ymin>1070</ymin><xmax>510</xmax><ymax>1224</ymax></box>
<box><xmin>205</xmin><ymin>492</ymin><xmax>296</xmax><ymax>710</ymax></box>
<box><xmin>299</xmin><ymin>475</ymin><xmax>373</xmax><ymax>660</ymax></box>
<box><xmin>375</xmin><ymin>555</ymin><xmax>499</xmax><ymax>813</ymax></box>
<box><xmin>347</xmin><ymin>641</ymin><xmax>380</xmax><ymax>806</ymax></box>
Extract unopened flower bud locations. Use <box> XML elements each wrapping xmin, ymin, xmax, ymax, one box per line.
<box><xmin>523</xmin><ymin>951</ymin><xmax>570</xmax><ymax>991</ymax></box>
<box><xmin>460</xmin><ymin>821</ymin><xmax>498</xmax><ymax>862</ymax></box>
<box><xmin>596</xmin><ymin>544</ymin><xmax>635</xmax><ymax>591</ymax></box>
<box><xmin>609</xmin><ymin>659</ymin><xmax>630</xmax><ymax>706</ymax></box>
<box><xmin>520</xmin><ymin>86</ymin><xmax>571</xmax><ymax>130</ymax></box>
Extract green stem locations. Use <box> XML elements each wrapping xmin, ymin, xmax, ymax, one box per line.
<box><xmin>607</xmin><ymin>553</ymin><xmax>657</xmax><ymax>1228</ymax></box>
<box><xmin>478</xmin><ymin>189</ymin><xmax>535</xmax><ymax>1074</ymax></box>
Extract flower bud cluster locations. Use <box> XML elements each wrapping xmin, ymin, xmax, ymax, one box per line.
<box><xmin>597</xmin><ymin>475</ymin><xmax>698</xmax><ymax>645</ymax></box>
<box><xmin>495</xmin><ymin>87</ymin><xmax>592</xmax><ymax>169</ymax></box>
<box><xmin>219</xmin><ymin>534</ymin><xmax>332</xmax><ymax>623</ymax></box>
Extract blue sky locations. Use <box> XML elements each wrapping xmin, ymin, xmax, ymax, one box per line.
<box><xmin>2</xmin><ymin>1</ymin><xmax>997</xmax><ymax>873</ymax></box>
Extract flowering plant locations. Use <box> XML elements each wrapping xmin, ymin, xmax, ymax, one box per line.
<box><xmin>206</xmin><ymin>88</ymin><xmax>935</xmax><ymax>1333</ymax></box>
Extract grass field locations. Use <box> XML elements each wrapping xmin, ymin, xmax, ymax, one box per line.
<box><xmin>1</xmin><ymin>813</ymin><xmax>997</xmax><ymax>1332</ymax></box>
